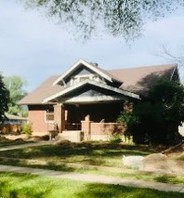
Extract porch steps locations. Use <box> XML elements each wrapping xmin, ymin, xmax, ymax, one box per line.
<box><xmin>58</xmin><ymin>130</ymin><xmax>82</xmax><ymax>142</ymax></box>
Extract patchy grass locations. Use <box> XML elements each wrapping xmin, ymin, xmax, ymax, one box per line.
<box><xmin>0</xmin><ymin>142</ymin><xmax>183</xmax><ymax>185</ymax></box>
<box><xmin>0</xmin><ymin>137</ymin><xmax>32</xmax><ymax>147</ymax></box>
<box><xmin>0</xmin><ymin>142</ymin><xmax>155</xmax><ymax>168</ymax></box>
<box><xmin>0</xmin><ymin>172</ymin><xmax>183</xmax><ymax>198</ymax></box>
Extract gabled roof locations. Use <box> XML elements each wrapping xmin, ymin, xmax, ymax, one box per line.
<box><xmin>53</xmin><ymin>59</ymin><xmax>122</xmax><ymax>85</ymax></box>
<box><xmin>109</xmin><ymin>64</ymin><xmax>178</xmax><ymax>95</ymax></box>
<box><xmin>43</xmin><ymin>79</ymin><xmax>140</xmax><ymax>103</ymax></box>
<box><xmin>18</xmin><ymin>75</ymin><xmax>64</xmax><ymax>105</ymax></box>
<box><xmin>19</xmin><ymin>62</ymin><xmax>178</xmax><ymax>105</ymax></box>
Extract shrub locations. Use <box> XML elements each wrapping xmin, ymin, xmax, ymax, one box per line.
<box><xmin>109</xmin><ymin>133</ymin><xmax>122</xmax><ymax>143</ymax></box>
<box><xmin>21</xmin><ymin>123</ymin><xmax>32</xmax><ymax>135</ymax></box>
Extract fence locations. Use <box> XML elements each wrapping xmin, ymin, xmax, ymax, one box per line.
<box><xmin>0</xmin><ymin>124</ymin><xmax>22</xmax><ymax>134</ymax></box>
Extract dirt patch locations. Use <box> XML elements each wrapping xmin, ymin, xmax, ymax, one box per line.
<box><xmin>162</xmin><ymin>142</ymin><xmax>184</xmax><ymax>156</ymax></box>
<box><xmin>2</xmin><ymin>134</ymin><xmax>30</xmax><ymax>141</ymax></box>
<box><xmin>142</xmin><ymin>153</ymin><xmax>184</xmax><ymax>175</ymax></box>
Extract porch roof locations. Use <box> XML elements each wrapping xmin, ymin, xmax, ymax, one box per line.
<box><xmin>43</xmin><ymin>79</ymin><xmax>141</xmax><ymax>103</ymax></box>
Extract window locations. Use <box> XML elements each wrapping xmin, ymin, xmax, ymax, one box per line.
<box><xmin>45</xmin><ymin>107</ymin><xmax>54</xmax><ymax>122</ymax></box>
<box><xmin>70</xmin><ymin>74</ymin><xmax>101</xmax><ymax>86</ymax></box>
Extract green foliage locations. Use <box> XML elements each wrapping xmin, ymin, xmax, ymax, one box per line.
<box><xmin>118</xmin><ymin>79</ymin><xmax>184</xmax><ymax>145</ymax></box>
<box><xmin>23</xmin><ymin>0</ymin><xmax>184</xmax><ymax>40</ymax></box>
<box><xmin>109</xmin><ymin>133</ymin><xmax>122</xmax><ymax>143</ymax></box>
<box><xmin>0</xmin><ymin>74</ymin><xmax>10</xmax><ymax>122</ymax></box>
<box><xmin>3</xmin><ymin>75</ymin><xmax>27</xmax><ymax>116</ymax></box>
<box><xmin>21</xmin><ymin>123</ymin><xmax>32</xmax><ymax>135</ymax></box>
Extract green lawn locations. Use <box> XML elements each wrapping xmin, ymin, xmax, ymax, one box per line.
<box><xmin>0</xmin><ymin>137</ymin><xmax>33</xmax><ymax>147</ymax></box>
<box><xmin>0</xmin><ymin>172</ymin><xmax>183</xmax><ymax>198</ymax></box>
<box><xmin>0</xmin><ymin>141</ymin><xmax>155</xmax><ymax>171</ymax></box>
<box><xmin>0</xmin><ymin>141</ymin><xmax>184</xmax><ymax>185</ymax></box>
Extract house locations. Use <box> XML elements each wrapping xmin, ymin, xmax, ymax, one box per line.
<box><xmin>19</xmin><ymin>59</ymin><xmax>179</xmax><ymax>141</ymax></box>
<box><xmin>0</xmin><ymin>113</ymin><xmax>27</xmax><ymax>134</ymax></box>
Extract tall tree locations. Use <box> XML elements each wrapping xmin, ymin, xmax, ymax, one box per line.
<box><xmin>0</xmin><ymin>74</ymin><xmax>10</xmax><ymax>122</ymax></box>
<box><xmin>157</xmin><ymin>44</ymin><xmax>184</xmax><ymax>81</ymax></box>
<box><xmin>23</xmin><ymin>0</ymin><xmax>184</xmax><ymax>40</ymax></box>
<box><xmin>118</xmin><ymin>78</ymin><xmax>184</xmax><ymax>145</ymax></box>
<box><xmin>3</xmin><ymin>76</ymin><xmax>27</xmax><ymax>116</ymax></box>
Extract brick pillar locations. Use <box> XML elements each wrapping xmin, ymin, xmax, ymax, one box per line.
<box><xmin>54</xmin><ymin>104</ymin><xmax>65</xmax><ymax>133</ymax></box>
<box><xmin>81</xmin><ymin>115</ymin><xmax>92</xmax><ymax>140</ymax></box>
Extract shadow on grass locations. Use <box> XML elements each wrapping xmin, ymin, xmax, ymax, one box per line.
<box><xmin>76</xmin><ymin>183</ymin><xmax>184</xmax><ymax>198</ymax></box>
<box><xmin>0</xmin><ymin>142</ymin><xmax>155</xmax><ymax>158</ymax></box>
<box><xmin>154</xmin><ymin>175</ymin><xmax>184</xmax><ymax>184</ymax></box>
<box><xmin>0</xmin><ymin>138</ymin><xmax>34</xmax><ymax>148</ymax></box>
<box><xmin>0</xmin><ymin>142</ymin><xmax>157</xmax><ymax>169</ymax></box>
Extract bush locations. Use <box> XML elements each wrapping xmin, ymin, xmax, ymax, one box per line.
<box><xmin>21</xmin><ymin>123</ymin><xmax>32</xmax><ymax>135</ymax></box>
<box><xmin>109</xmin><ymin>133</ymin><xmax>122</xmax><ymax>143</ymax></box>
<box><xmin>117</xmin><ymin>78</ymin><xmax>184</xmax><ymax>145</ymax></box>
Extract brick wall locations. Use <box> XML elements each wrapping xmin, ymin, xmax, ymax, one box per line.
<box><xmin>81</xmin><ymin>120</ymin><xmax>125</xmax><ymax>140</ymax></box>
<box><xmin>91</xmin><ymin>122</ymin><xmax>125</xmax><ymax>135</ymax></box>
<box><xmin>29</xmin><ymin>110</ymin><xmax>48</xmax><ymax>132</ymax></box>
<box><xmin>28</xmin><ymin>105</ymin><xmax>55</xmax><ymax>133</ymax></box>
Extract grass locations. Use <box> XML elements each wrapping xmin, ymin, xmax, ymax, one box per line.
<box><xmin>0</xmin><ymin>138</ymin><xmax>32</xmax><ymax>148</ymax></box>
<box><xmin>0</xmin><ymin>141</ymin><xmax>183</xmax><ymax>185</ymax></box>
<box><xmin>0</xmin><ymin>172</ymin><xmax>183</xmax><ymax>198</ymax></box>
<box><xmin>0</xmin><ymin>142</ymin><xmax>155</xmax><ymax>166</ymax></box>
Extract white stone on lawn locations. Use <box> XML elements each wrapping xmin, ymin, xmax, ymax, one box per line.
<box><xmin>122</xmin><ymin>155</ymin><xmax>144</xmax><ymax>169</ymax></box>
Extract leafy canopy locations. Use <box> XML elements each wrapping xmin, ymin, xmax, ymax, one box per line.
<box><xmin>0</xmin><ymin>74</ymin><xmax>10</xmax><ymax>122</ymax></box>
<box><xmin>3</xmin><ymin>76</ymin><xmax>27</xmax><ymax>116</ymax></box>
<box><xmin>23</xmin><ymin>0</ymin><xmax>184</xmax><ymax>40</ymax></box>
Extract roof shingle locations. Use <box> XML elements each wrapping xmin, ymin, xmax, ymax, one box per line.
<box><xmin>19</xmin><ymin>63</ymin><xmax>178</xmax><ymax>105</ymax></box>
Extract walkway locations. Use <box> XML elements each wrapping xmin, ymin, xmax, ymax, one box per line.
<box><xmin>0</xmin><ymin>164</ymin><xmax>183</xmax><ymax>193</ymax></box>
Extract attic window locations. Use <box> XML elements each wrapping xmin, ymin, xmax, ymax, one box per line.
<box><xmin>71</xmin><ymin>74</ymin><xmax>95</xmax><ymax>85</ymax></box>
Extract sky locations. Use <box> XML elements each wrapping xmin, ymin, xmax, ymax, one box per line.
<box><xmin>1</xmin><ymin>1</ymin><xmax>184</xmax><ymax>92</ymax></box>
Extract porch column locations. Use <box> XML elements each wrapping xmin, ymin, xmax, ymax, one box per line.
<box><xmin>81</xmin><ymin>115</ymin><xmax>92</xmax><ymax>140</ymax></box>
<box><xmin>54</xmin><ymin>104</ymin><xmax>65</xmax><ymax>133</ymax></box>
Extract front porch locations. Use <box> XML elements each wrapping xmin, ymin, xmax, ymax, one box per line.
<box><xmin>58</xmin><ymin>121</ymin><xmax>125</xmax><ymax>142</ymax></box>
<box><xmin>50</xmin><ymin>101</ymin><xmax>132</xmax><ymax>142</ymax></box>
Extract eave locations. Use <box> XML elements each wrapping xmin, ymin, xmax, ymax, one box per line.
<box><xmin>43</xmin><ymin>79</ymin><xmax>141</xmax><ymax>103</ymax></box>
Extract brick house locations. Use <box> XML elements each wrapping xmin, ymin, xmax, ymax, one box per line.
<box><xmin>19</xmin><ymin>59</ymin><xmax>179</xmax><ymax>141</ymax></box>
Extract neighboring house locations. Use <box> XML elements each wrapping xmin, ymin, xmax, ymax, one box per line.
<box><xmin>0</xmin><ymin>113</ymin><xmax>27</xmax><ymax>134</ymax></box>
<box><xmin>19</xmin><ymin>59</ymin><xmax>179</xmax><ymax>141</ymax></box>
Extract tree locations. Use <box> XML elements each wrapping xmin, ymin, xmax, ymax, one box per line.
<box><xmin>0</xmin><ymin>74</ymin><xmax>10</xmax><ymax>122</ymax></box>
<box><xmin>118</xmin><ymin>78</ymin><xmax>184</xmax><ymax>145</ymax></box>
<box><xmin>3</xmin><ymin>76</ymin><xmax>27</xmax><ymax>116</ymax></box>
<box><xmin>23</xmin><ymin>0</ymin><xmax>184</xmax><ymax>40</ymax></box>
<box><xmin>157</xmin><ymin>44</ymin><xmax>184</xmax><ymax>81</ymax></box>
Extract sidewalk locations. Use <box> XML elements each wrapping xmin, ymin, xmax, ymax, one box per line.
<box><xmin>0</xmin><ymin>164</ymin><xmax>183</xmax><ymax>193</ymax></box>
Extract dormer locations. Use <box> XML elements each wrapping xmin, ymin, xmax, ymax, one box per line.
<box><xmin>53</xmin><ymin>59</ymin><xmax>122</xmax><ymax>88</ymax></box>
